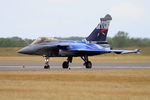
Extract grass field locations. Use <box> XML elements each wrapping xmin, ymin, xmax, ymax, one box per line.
<box><xmin>0</xmin><ymin>70</ymin><xmax>150</xmax><ymax>100</ymax></box>
<box><xmin>0</xmin><ymin>55</ymin><xmax>150</xmax><ymax>63</ymax></box>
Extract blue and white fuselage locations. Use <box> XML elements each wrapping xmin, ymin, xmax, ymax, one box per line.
<box><xmin>17</xmin><ymin>14</ymin><xmax>140</xmax><ymax>69</ymax></box>
<box><xmin>18</xmin><ymin>39</ymin><xmax>139</xmax><ymax>57</ymax></box>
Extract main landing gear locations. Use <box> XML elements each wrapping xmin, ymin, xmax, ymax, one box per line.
<box><xmin>44</xmin><ymin>57</ymin><xmax>50</xmax><ymax>69</ymax></box>
<box><xmin>62</xmin><ymin>57</ymin><xmax>72</xmax><ymax>69</ymax></box>
<box><xmin>62</xmin><ymin>56</ymin><xmax>92</xmax><ymax>69</ymax></box>
<box><xmin>81</xmin><ymin>56</ymin><xmax>92</xmax><ymax>69</ymax></box>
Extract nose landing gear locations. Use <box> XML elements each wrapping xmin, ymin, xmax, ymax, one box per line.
<box><xmin>44</xmin><ymin>57</ymin><xmax>50</xmax><ymax>69</ymax></box>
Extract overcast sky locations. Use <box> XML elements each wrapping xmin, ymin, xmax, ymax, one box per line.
<box><xmin>0</xmin><ymin>0</ymin><xmax>150</xmax><ymax>39</ymax></box>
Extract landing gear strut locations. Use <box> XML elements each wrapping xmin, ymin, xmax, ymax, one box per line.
<box><xmin>44</xmin><ymin>57</ymin><xmax>50</xmax><ymax>69</ymax></box>
<box><xmin>81</xmin><ymin>55</ymin><xmax>92</xmax><ymax>69</ymax></box>
<box><xmin>62</xmin><ymin>57</ymin><xmax>72</xmax><ymax>69</ymax></box>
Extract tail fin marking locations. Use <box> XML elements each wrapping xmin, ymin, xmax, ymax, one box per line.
<box><xmin>86</xmin><ymin>14</ymin><xmax>112</xmax><ymax>42</ymax></box>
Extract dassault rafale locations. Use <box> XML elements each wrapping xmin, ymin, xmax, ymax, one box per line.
<box><xmin>17</xmin><ymin>14</ymin><xmax>140</xmax><ymax>69</ymax></box>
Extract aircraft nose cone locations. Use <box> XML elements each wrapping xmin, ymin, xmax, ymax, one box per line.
<box><xmin>17</xmin><ymin>46</ymin><xmax>34</xmax><ymax>54</ymax></box>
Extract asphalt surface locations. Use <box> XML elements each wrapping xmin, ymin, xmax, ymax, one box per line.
<box><xmin>0</xmin><ymin>62</ymin><xmax>150</xmax><ymax>71</ymax></box>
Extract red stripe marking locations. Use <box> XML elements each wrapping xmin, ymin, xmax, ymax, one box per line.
<box><xmin>100</xmin><ymin>29</ymin><xmax>108</xmax><ymax>32</ymax></box>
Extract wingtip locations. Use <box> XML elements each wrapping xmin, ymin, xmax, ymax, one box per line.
<box><xmin>135</xmin><ymin>49</ymin><xmax>141</xmax><ymax>54</ymax></box>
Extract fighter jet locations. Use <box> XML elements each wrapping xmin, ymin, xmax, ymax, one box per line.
<box><xmin>17</xmin><ymin>14</ymin><xmax>140</xmax><ymax>69</ymax></box>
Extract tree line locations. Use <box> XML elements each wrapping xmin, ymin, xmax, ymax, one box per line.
<box><xmin>107</xmin><ymin>31</ymin><xmax>150</xmax><ymax>48</ymax></box>
<box><xmin>0</xmin><ymin>37</ymin><xmax>33</xmax><ymax>47</ymax></box>
<box><xmin>0</xmin><ymin>31</ymin><xmax>150</xmax><ymax>48</ymax></box>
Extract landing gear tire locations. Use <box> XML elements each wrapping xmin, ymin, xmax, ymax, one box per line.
<box><xmin>62</xmin><ymin>61</ymin><xmax>69</xmax><ymax>69</ymax></box>
<box><xmin>85</xmin><ymin>61</ymin><xmax>92</xmax><ymax>69</ymax></box>
<box><xmin>44</xmin><ymin>65</ymin><xmax>50</xmax><ymax>69</ymax></box>
<box><xmin>44</xmin><ymin>57</ymin><xmax>50</xmax><ymax>69</ymax></box>
<box><xmin>81</xmin><ymin>56</ymin><xmax>92</xmax><ymax>69</ymax></box>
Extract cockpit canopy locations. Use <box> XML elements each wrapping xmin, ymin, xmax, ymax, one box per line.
<box><xmin>31</xmin><ymin>37</ymin><xmax>59</xmax><ymax>44</ymax></box>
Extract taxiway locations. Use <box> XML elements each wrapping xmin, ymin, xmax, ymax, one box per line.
<box><xmin>0</xmin><ymin>62</ymin><xmax>150</xmax><ymax>71</ymax></box>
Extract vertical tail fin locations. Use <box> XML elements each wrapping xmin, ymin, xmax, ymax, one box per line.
<box><xmin>86</xmin><ymin>14</ymin><xmax>112</xmax><ymax>42</ymax></box>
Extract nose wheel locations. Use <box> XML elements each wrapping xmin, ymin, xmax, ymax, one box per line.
<box><xmin>44</xmin><ymin>57</ymin><xmax>50</xmax><ymax>69</ymax></box>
